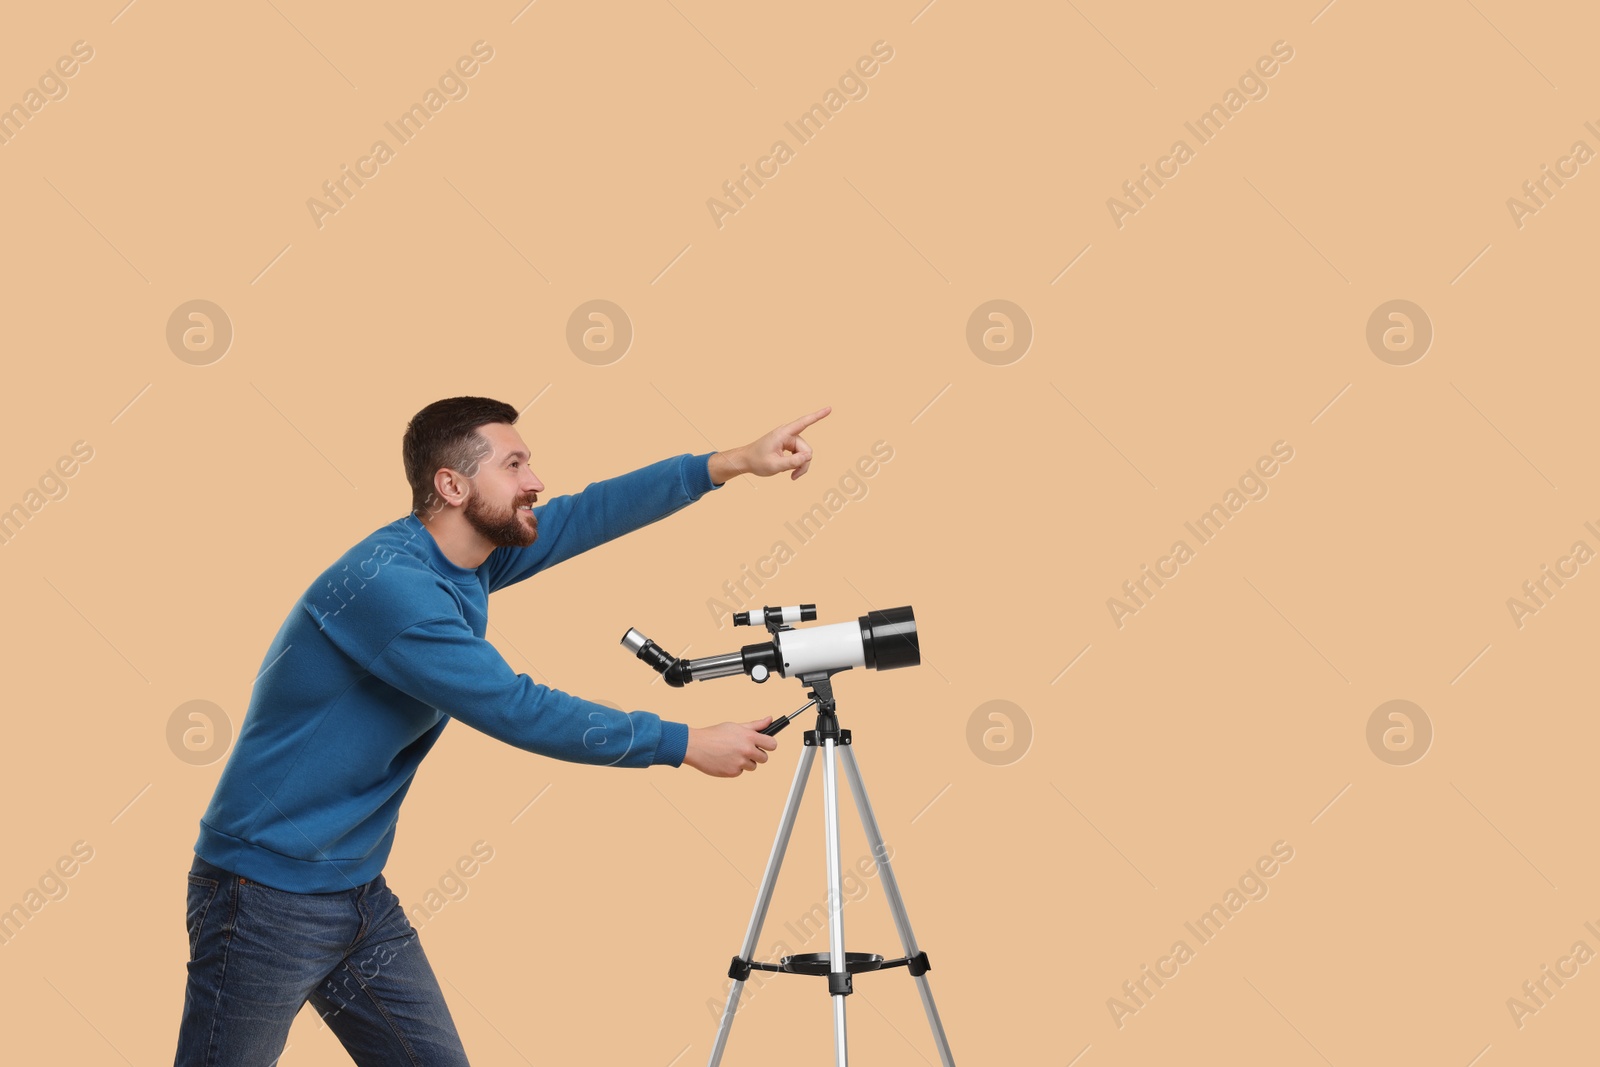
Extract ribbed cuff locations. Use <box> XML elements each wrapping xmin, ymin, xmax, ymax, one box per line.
<box><xmin>690</xmin><ymin>451</ymin><xmax>722</xmax><ymax>496</ymax></box>
<box><xmin>654</xmin><ymin>720</ymin><xmax>690</xmax><ymax>768</ymax></box>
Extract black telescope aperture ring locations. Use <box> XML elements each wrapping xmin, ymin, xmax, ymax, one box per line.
<box><xmin>859</xmin><ymin>605</ymin><xmax>919</xmax><ymax>671</ymax></box>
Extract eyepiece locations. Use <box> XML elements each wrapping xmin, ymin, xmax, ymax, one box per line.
<box><xmin>620</xmin><ymin>627</ymin><xmax>687</xmax><ymax>684</ymax></box>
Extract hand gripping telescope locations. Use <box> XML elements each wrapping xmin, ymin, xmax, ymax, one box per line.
<box><xmin>616</xmin><ymin>604</ymin><xmax>957</xmax><ymax>1066</ymax></box>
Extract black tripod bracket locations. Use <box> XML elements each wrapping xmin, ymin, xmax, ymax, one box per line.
<box><xmin>803</xmin><ymin>728</ymin><xmax>850</xmax><ymax>747</ymax></box>
<box><xmin>797</xmin><ymin>673</ymin><xmax>851</xmax><ymax>746</ymax></box>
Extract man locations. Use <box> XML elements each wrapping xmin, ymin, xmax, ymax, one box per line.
<box><xmin>175</xmin><ymin>396</ymin><xmax>832</xmax><ymax>1066</ymax></box>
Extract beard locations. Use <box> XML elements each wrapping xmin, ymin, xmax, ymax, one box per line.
<box><xmin>464</xmin><ymin>491</ymin><xmax>538</xmax><ymax>548</ymax></box>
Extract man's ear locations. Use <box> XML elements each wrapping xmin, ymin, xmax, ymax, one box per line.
<box><xmin>432</xmin><ymin>468</ymin><xmax>471</xmax><ymax>509</ymax></box>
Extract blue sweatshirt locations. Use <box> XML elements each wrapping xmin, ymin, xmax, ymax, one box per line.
<box><xmin>194</xmin><ymin>451</ymin><xmax>721</xmax><ymax>892</ymax></box>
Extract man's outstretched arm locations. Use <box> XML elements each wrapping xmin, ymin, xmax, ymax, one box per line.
<box><xmin>482</xmin><ymin>451</ymin><xmax>717</xmax><ymax>592</ymax></box>
<box><xmin>483</xmin><ymin>406</ymin><xmax>831</xmax><ymax>592</ymax></box>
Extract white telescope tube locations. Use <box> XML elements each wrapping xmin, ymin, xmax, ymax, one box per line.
<box><xmin>774</xmin><ymin>620</ymin><xmax>866</xmax><ymax>677</ymax></box>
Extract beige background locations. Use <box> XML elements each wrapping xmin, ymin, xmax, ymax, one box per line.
<box><xmin>1</xmin><ymin>1</ymin><xmax>1596</xmax><ymax>1063</ymax></box>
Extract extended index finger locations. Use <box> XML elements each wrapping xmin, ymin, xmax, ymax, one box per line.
<box><xmin>782</xmin><ymin>406</ymin><xmax>832</xmax><ymax>435</ymax></box>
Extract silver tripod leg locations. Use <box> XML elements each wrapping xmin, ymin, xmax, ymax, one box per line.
<box><xmin>839</xmin><ymin>744</ymin><xmax>957</xmax><ymax>1067</ymax></box>
<box><xmin>821</xmin><ymin>737</ymin><xmax>850</xmax><ymax>1066</ymax></box>
<box><xmin>706</xmin><ymin>744</ymin><xmax>817</xmax><ymax>1067</ymax></box>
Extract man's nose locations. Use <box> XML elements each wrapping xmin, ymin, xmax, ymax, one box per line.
<box><xmin>524</xmin><ymin>471</ymin><xmax>545</xmax><ymax>495</ymax></box>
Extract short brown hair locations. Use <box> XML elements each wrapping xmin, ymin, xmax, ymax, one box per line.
<box><xmin>402</xmin><ymin>396</ymin><xmax>518</xmax><ymax>515</ymax></box>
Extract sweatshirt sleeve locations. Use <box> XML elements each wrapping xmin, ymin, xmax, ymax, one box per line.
<box><xmin>366</xmin><ymin>614</ymin><xmax>689</xmax><ymax>768</ymax></box>
<box><xmin>482</xmin><ymin>452</ymin><xmax>720</xmax><ymax>594</ymax></box>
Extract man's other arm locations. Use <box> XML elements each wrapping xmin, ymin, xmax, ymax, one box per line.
<box><xmin>367</xmin><ymin>613</ymin><xmax>689</xmax><ymax>768</ymax></box>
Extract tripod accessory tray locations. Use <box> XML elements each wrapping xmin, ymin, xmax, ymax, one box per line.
<box><xmin>779</xmin><ymin>951</ymin><xmax>884</xmax><ymax>976</ymax></box>
<box><xmin>727</xmin><ymin>947</ymin><xmax>932</xmax><ymax>999</ymax></box>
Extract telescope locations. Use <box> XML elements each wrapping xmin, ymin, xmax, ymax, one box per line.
<box><xmin>618</xmin><ymin>602</ymin><xmax>957</xmax><ymax>1065</ymax></box>
<box><xmin>620</xmin><ymin>604</ymin><xmax>918</xmax><ymax>689</ymax></box>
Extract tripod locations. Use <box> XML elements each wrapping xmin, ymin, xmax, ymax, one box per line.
<box><xmin>706</xmin><ymin>674</ymin><xmax>957</xmax><ymax>1066</ymax></box>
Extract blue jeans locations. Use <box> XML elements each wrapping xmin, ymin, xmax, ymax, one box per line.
<box><xmin>175</xmin><ymin>852</ymin><xmax>470</xmax><ymax>1066</ymax></box>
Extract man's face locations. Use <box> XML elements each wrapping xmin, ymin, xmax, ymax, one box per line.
<box><xmin>460</xmin><ymin>422</ymin><xmax>545</xmax><ymax>549</ymax></box>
